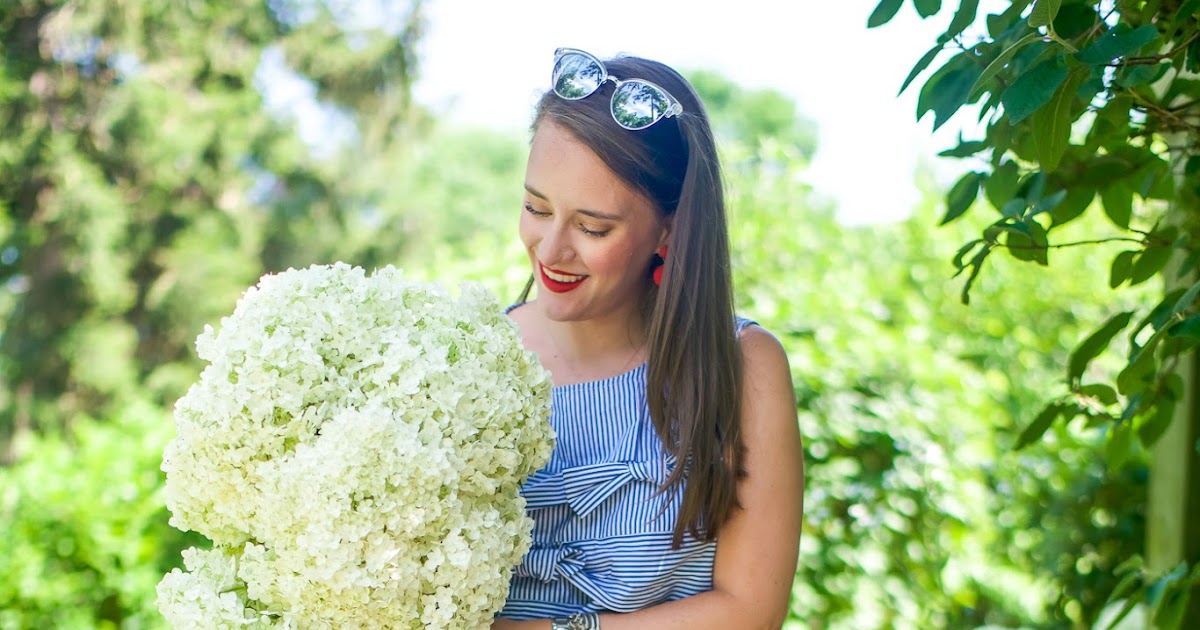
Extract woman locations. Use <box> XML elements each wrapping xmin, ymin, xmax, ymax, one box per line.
<box><xmin>493</xmin><ymin>48</ymin><xmax>803</xmax><ymax>630</ymax></box>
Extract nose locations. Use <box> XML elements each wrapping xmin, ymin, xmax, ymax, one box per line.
<box><xmin>536</xmin><ymin>221</ymin><xmax>573</xmax><ymax>265</ymax></box>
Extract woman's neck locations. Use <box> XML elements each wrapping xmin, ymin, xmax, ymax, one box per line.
<box><xmin>534</xmin><ymin>302</ymin><xmax>649</xmax><ymax>385</ymax></box>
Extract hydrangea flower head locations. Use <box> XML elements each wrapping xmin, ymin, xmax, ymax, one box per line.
<box><xmin>158</xmin><ymin>263</ymin><xmax>554</xmax><ymax>629</ymax></box>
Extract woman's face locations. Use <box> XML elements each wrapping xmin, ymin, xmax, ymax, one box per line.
<box><xmin>520</xmin><ymin>120</ymin><xmax>668</xmax><ymax>324</ymax></box>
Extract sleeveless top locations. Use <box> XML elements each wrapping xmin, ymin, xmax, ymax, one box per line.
<box><xmin>498</xmin><ymin>312</ymin><xmax>756</xmax><ymax>620</ymax></box>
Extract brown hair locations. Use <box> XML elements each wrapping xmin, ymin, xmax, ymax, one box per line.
<box><xmin>520</xmin><ymin>54</ymin><xmax>744</xmax><ymax>548</ymax></box>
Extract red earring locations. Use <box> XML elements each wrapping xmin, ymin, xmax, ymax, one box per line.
<box><xmin>652</xmin><ymin>245</ymin><xmax>668</xmax><ymax>287</ymax></box>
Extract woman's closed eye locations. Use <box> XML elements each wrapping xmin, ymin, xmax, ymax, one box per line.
<box><xmin>579</xmin><ymin>223</ymin><xmax>610</xmax><ymax>237</ymax></box>
<box><xmin>523</xmin><ymin>202</ymin><xmax>550</xmax><ymax>217</ymax></box>
<box><xmin>525</xmin><ymin>203</ymin><xmax>611</xmax><ymax>237</ymax></box>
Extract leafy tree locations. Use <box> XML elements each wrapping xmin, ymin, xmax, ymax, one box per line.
<box><xmin>687</xmin><ymin>69</ymin><xmax>819</xmax><ymax>162</ymax></box>
<box><xmin>0</xmin><ymin>0</ymin><xmax>423</xmax><ymax>456</ymax></box>
<box><xmin>0</xmin><ymin>399</ymin><xmax>202</xmax><ymax>629</ymax></box>
<box><xmin>871</xmin><ymin>0</ymin><xmax>1200</xmax><ymax>626</ymax></box>
<box><xmin>729</xmin><ymin>139</ymin><xmax>1152</xmax><ymax>628</ymax></box>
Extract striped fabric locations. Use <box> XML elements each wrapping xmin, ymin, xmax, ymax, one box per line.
<box><xmin>497</xmin><ymin>316</ymin><xmax>755</xmax><ymax>620</ymax></box>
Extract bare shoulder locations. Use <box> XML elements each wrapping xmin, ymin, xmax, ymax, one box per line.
<box><xmin>505</xmin><ymin>301</ymin><xmax>550</xmax><ymax>357</ymax></box>
<box><xmin>735</xmin><ymin>323</ymin><xmax>800</xmax><ymax>465</ymax></box>
<box><xmin>505</xmin><ymin>301</ymin><xmax>536</xmax><ymax>336</ymax></box>
<box><xmin>737</xmin><ymin>324</ymin><xmax>794</xmax><ymax>403</ymax></box>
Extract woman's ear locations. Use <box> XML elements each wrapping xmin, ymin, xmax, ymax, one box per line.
<box><xmin>657</xmin><ymin>216</ymin><xmax>673</xmax><ymax>249</ymax></box>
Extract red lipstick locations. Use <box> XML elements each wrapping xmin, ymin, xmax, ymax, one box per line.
<box><xmin>539</xmin><ymin>263</ymin><xmax>587</xmax><ymax>293</ymax></box>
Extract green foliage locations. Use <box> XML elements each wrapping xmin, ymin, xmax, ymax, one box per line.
<box><xmin>686</xmin><ymin>70</ymin><xmax>818</xmax><ymax>161</ymax></box>
<box><xmin>0</xmin><ymin>0</ymin><xmax>423</xmax><ymax>451</ymax></box>
<box><xmin>729</xmin><ymin>138</ymin><xmax>1152</xmax><ymax>628</ymax></box>
<box><xmin>885</xmin><ymin>0</ymin><xmax>1200</xmax><ymax>625</ymax></box>
<box><xmin>0</xmin><ymin>400</ymin><xmax>203</xmax><ymax>629</ymax></box>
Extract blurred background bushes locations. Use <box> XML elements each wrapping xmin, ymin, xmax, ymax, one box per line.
<box><xmin>0</xmin><ymin>1</ymin><xmax>1162</xmax><ymax>628</ymax></box>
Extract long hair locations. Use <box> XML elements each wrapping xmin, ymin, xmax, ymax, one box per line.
<box><xmin>523</xmin><ymin>54</ymin><xmax>744</xmax><ymax>548</ymax></box>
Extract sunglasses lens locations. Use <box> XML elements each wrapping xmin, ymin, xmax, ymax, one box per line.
<box><xmin>553</xmin><ymin>52</ymin><xmax>604</xmax><ymax>100</ymax></box>
<box><xmin>611</xmin><ymin>81</ymin><xmax>673</xmax><ymax>130</ymax></box>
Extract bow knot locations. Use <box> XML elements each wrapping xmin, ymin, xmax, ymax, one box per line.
<box><xmin>522</xmin><ymin>457</ymin><xmax>673</xmax><ymax>517</ymax></box>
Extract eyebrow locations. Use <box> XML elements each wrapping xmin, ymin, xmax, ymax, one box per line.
<box><xmin>525</xmin><ymin>184</ymin><xmax>623</xmax><ymax>221</ymax></box>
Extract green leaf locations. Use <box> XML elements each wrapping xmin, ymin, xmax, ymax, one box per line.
<box><xmin>943</xmin><ymin>171</ymin><xmax>984</xmax><ymax>224</ymax></box>
<box><xmin>1050</xmin><ymin>187</ymin><xmax>1094</xmax><ymax>226</ymax></box>
<box><xmin>1140</xmin><ymin>157</ymin><xmax>1176</xmax><ymax>200</ymax></box>
<box><xmin>1076</xmin><ymin>24</ymin><xmax>1161</xmax><ymax>64</ymax></box>
<box><xmin>1117</xmin><ymin>62</ymin><xmax>1168</xmax><ymax>88</ymax></box>
<box><xmin>1133</xmin><ymin>287</ymin><xmax>1188</xmax><ymax>343</ymax></box>
<box><xmin>1110</xmin><ymin>250</ymin><xmax>1137</xmax><ymax>288</ymax></box>
<box><xmin>1002</xmin><ymin>57</ymin><xmax>1069</xmax><ymax>124</ymax></box>
<box><xmin>1082</xmin><ymin>383</ymin><xmax>1119</xmax><ymax>405</ymax></box>
<box><xmin>938</xmin><ymin>139</ymin><xmax>989</xmax><ymax>157</ymax></box>
<box><xmin>1106</xmin><ymin>420</ymin><xmax>1136</xmax><ymax>470</ymax></box>
<box><xmin>1117</xmin><ymin>343</ymin><xmax>1157</xmax><ymax>396</ymax></box>
<box><xmin>1188</xmin><ymin>156</ymin><xmax>1200</xmax><ymax>177</ymax></box>
<box><xmin>1114</xmin><ymin>556</ymin><xmax>1145</xmax><ymax>576</ymax></box>
<box><xmin>1031</xmin><ymin>188</ymin><xmax>1067</xmax><ymax>215</ymax></box>
<box><xmin>1055</xmin><ymin>3</ymin><xmax>1098</xmax><ymax>39</ymax></box>
<box><xmin>1130</xmin><ymin>247</ymin><xmax>1173</xmax><ymax>285</ymax></box>
<box><xmin>1032</xmin><ymin>70</ymin><xmax>1084</xmax><ymax>172</ymax></box>
<box><xmin>1016</xmin><ymin>401</ymin><xmax>1064</xmax><ymax>449</ymax></box>
<box><xmin>959</xmin><ymin>246</ymin><xmax>990</xmax><ymax>304</ymax></box>
<box><xmin>1028</xmin><ymin>0</ymin><xmax>1061</xmax><ymax>28</ymax></box>
<box><xmin>1169</xmin><ymin>314</ymin><xmax>1200</xmax><ymax>340</ymax></box>
<box><xmin>970</xmin><ymin>33</ymin><xmax>1043</xmax><ymax>99</ymax></box>
<box><xmin>913</xmin><ymin>0</ymin><xmax>942</xmax><ymax>18</ymax></box>
<box><xmin>1085</xmin><ymin>96</ymin><xmax>1135</xmax><ymax>153</ymax></box>
<box><xmin>952</xmin><ymin>239</ymin><xmax>986</xmax><ymax>269</ymax></box>
<box><xmin>1138</xmin><ymin>396</ymin><xmax>1176</xmax><ymax>448</ymax></box>
<box><xmin>1100</xmin><ymin>181</ymin><xmax>1134</xmax><ymax>229</ymax></box>
<box><xmin>1105</xmin><ymin>571</ymin><xmax>1143</xmax><ymax>611</ymax></box>
<box><xmin>899</xmin><ymin>44</ymin><xmax>945</xmax><ymax>95</ymax></box>
<box><xmin>1016</xmin><ymin>170</ymin><xmax>1047</xmax><ymax>202</ymax></box>
<box><xmin>1151</xmin><ymin>569</ymin><xmax>1192</xmax><ymax>629</ymax></box>
<box><xmin>1170</xmin><ymin>280</ymin><xmax>1200</xmax><ymax>316</ymax></box>
<box><xmin>868</xmin><ymin>0</ymin><xmax>905</xmax><ymax>27</ymax></box>
<box><xmin>918</xmin><ymin>54</ymin><xmax>983</xmax><ymax>130</ymax></box>
<box><xmin>1120</xmin><ymin>392</ymin><xmax>1145</xmax><ymax>423</ymax></box>
<box><xmin>1000</xmin><ymin>197</ymin><xmax>1027</xmax><ymax>218</ymax></box>
<box><xmin>1069</xmin><ymin>311</ymin><xmax>1135</xmax><ymax>385</ymax></box>
<box><xmin>984</xmin><ymin>161</ymin><xmax>1020</xmax><ymax>210</ymax></box>
<box><xmin>944</xmin><ymin>0</ymin><xmax>980</xmax><ymax>42</ymax></box>
<box><xmin>1005</xmin><ymin>219</ymin><xmax>1049</xmax><ymax>265</ymax></box>
<box><xmin>1189</xmin><ymin>33</ymin><xmax>1200</xmax><ymax>73</ymax></box>
<box><xmin>1178</xmin><ymin>250</ymin><xmax>1200</xmax><ymax>280</ymax></box>
<box><xmin>1085</xmin><ymin>158</ymin><xmax>1140</xmax><ymax>188</ymax></box>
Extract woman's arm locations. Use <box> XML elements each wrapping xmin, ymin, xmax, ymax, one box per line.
<box><xmin>494</xmin><ymin>326</ymin><xmax>805</xmax><ymax>630</ymax></box>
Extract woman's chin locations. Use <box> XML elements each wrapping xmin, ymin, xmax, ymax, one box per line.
<box><xmin>537</xmin><ymin>296</ymin><xmax>583</xmax><ymax>322</ymax></box>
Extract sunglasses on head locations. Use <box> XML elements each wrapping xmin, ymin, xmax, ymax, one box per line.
<box><xmin>551</xmin><ymin>48</ymin><xmax>684</xmax><ymax>131</ymax></box>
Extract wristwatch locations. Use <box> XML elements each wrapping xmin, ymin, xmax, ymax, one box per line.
<box><xmin>550</xmin><ymin>612</ymin><xmax>601</xmax><ymax>630</ymax></box>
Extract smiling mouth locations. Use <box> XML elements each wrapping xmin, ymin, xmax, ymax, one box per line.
<box><xmin>539</xmin><ymin>264</ymin><xmax>588</xmax><ymax>292</ymax></box>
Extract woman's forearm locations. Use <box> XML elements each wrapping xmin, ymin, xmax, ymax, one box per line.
<box><xmin>598</xmin><ymin>589</ymin><xmax>782</xmax><ymax>630</ymax></box>
<box><xmin>492</xmin><ymin>588</ymin><xmax>784</xmax><ymax>630</ymax></box>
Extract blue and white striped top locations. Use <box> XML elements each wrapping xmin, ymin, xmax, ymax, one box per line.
<box><xmin>498</xmin><ymin>316</ymin><xmax>756</xmax><ymax>620</ymax></box>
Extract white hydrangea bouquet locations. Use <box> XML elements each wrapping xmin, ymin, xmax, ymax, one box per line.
<box><xmin>156</xmin><ymin>263</ymin><xmax>554</xmax><ymax>629</ymax></box>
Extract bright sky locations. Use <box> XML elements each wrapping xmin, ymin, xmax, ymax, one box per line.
<box><xmin>411</xmin><ymin>1</ymin><xmax>982</xmax><ymax>224</ymax></box>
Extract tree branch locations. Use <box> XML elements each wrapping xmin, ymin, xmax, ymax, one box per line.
<box><xmin>1125</xmin><ymin>30</ymin><xmax>1200</xmax><ymax>65</ymax></box>
<box><xmin>997</xmin><ymin>237</ymin><xmax>1150</xmax><ymax>251</ymax></box>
